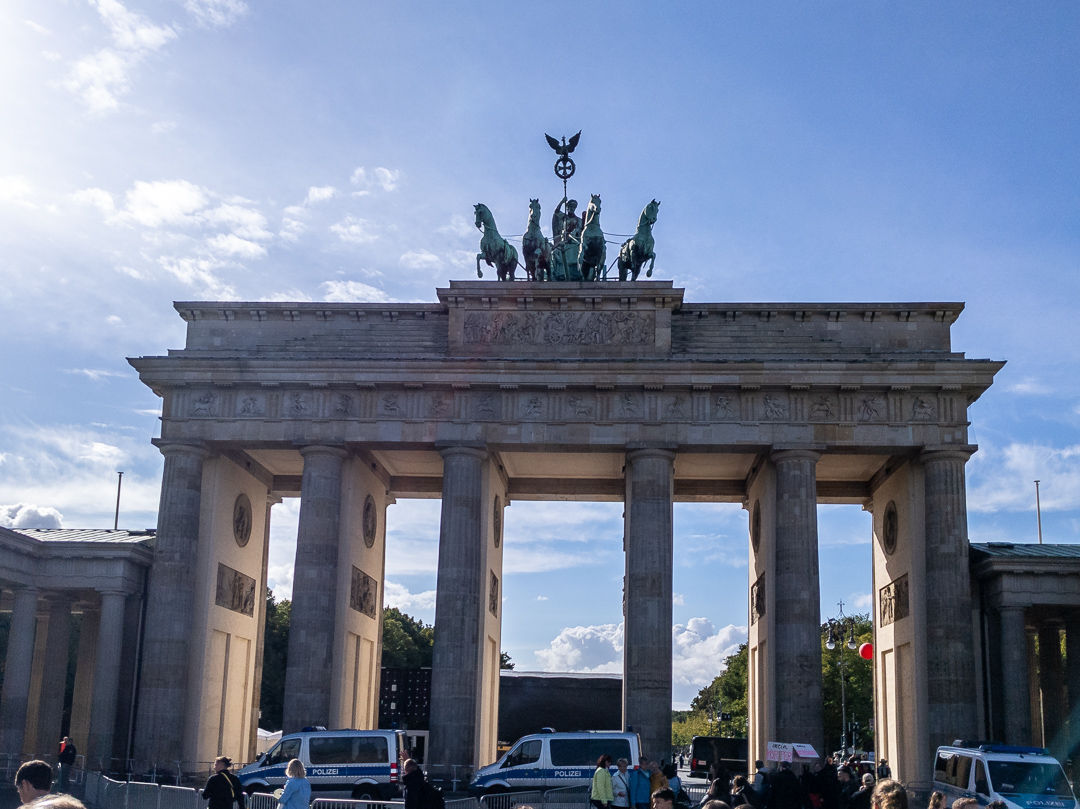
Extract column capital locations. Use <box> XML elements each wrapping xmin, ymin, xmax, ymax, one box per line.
<box><xmin>771</xmin><ymin>448</ymin><xmax>822</xmax><ymax>464</ymax></box>
<box><xmin>296</xmin><ymin>443</ymin><xmax>348</xmax><ymax>459</ymax></box>
<box><xmin>625</xmin><ymin>445</ymin><xmax>677</xmax><ymax>463</ymax></box>
<box><xmin>434</xmin><ymin>441</ymin><xmax>488</xmax><ymax>461</ymax></box>
<box><xmin>152</xmin><ymin>439</ymin><xmax>209</xmax><ymax>459</ymax></box>
<box><xmin>920</xmin><ymin>445</ymin><xmax>977</xmax><ymax>464</ymax></box>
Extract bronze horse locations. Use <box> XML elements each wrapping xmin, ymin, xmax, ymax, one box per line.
<box><xmin>577</xmin><ymin>194</ymin><xmax>606</xmax><ymax>282</ymax></box>
<box><xmin>475</xmin><ymin>203</ymin><xmax>518</xmax><ymax>281</ymax></box>
<box><xmin>617</xmin><ymin>199</ymin><xmax>659</xmax><ymax>281</ymax></box>
<box><xmin>521</xmin><ymin>199</ymin><xmax>552</xmax><ymax>281</ymax></box>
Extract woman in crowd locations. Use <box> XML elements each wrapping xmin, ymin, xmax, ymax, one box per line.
<box><xmin>928</xmin><ymin>792</ymin><xmax>948</xmax><ymax>809</ymax></box>
<box><xmin>592</xmin><ymin>754</ymin><xmax>615</xmax><ymax>809</ymax></box>
<box><xmin>278</xmin><ymin>759</ymin><xmax>311</xmax><ymax>809</ymax></box>
<box><xmin>729</xmin><ymin>775</ymin><xmax>761</xmax><ymax>809</ymax></box>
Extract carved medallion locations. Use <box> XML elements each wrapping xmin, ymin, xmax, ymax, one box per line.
<box><xmin>362</xmin><ymin>494</ymin><xmax>377</xmax><ymax>548</ymax></box>
<box><xmin>882</xmin><ymin>500</ymin><xmax>898</xmax><ymax>555</ymax></box>
<box><xmin>233</xmin><ymin>493</ymin><xmax>252</xmax><ymax>547</ymax></box>
<box><xmin>493</xmin><ymin>495</ymin><xmax>502</xmax><ymax>547</ymax></box>
<box><xmin>751</xmin><ymin>500</ymin><xmax>761</xmax><ymax>553</ymax></box>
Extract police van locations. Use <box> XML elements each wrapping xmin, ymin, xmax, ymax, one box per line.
<box><xmin>932</xmin><ymin>743</ymin><xmax>1077</xmax><ymax>809</ymax></box>
<box><xmin>238</xmin><ymin>728</ymin><xmax>409</xmax><ymax>799</ymax></box>
<box><xmin>469</xmin><ymin>731</ymin><xmax>641</xmax><ymax>796</ymax></box>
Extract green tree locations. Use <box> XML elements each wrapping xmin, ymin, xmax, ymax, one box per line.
<box><xmin>674</xmin><ymin>643</ymin><xmax>749</xmax><ymax>744</ymax></box>
<box><xmin>500</xmin><ymin>652</ymin><xmax>514</xmax><ymax>670</ymax></box>
<box><xmin>821</xmin><ymin>614</ymin><xmax>874</xmax><ymax>752</ymax></box>
<box><xmin>259</xmin><ymin>589</ymin><xmax>291</xmax><ymax>730</ymax></box>
<box><xmin>381</xmin><ymin>607</ymin><xmax>434</xmax><ymax>668</ymax></box>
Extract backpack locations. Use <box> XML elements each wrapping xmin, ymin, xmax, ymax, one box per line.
<box><xmin>422</xmin><ymin>781</ymin><xmax>445</xmax><ymax>809</ymax></box>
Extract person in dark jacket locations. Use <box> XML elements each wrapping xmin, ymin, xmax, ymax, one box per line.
<box><xmin>731</xmin><ymin>776</ymin><xmax>762</xmax><ymax>809</ymax></box>
<box><xmin>57</xmin><ymin>738</ymin><xmax>77</xmax><ymax>793</ymax></box>
<box><xmin>766</xmin><ymin>762</ymin><xmax>803</xmax><ymax>809</ymax></box>
<box><xmin>202</xmin><ymin>757</ymin><xmax>244</xmax><ymax>809</ymax></box>
<box><xmin>847</xmin><ymin>774</ymin><xmax>875</xmax><ymax>809</ymax></box>
<box><xmin>403</xmin><ymin>758</ymin><xmax>426</xmax><ymax>809</ymax></box>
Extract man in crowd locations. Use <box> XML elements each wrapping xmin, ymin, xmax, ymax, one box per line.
<box><xmin>652</xmin><ymin>788</ymin><xmax>676</xmax><ymax>809</ymax></box>
<box><xmin>15</xmin><ymin>760</ymin><xmax>53</xmax><ymax>805</ymax></box>
<box><xmin>630</xmin><ymin>757</ymin><xmax>653</xmax><ymax>809</ymax></box>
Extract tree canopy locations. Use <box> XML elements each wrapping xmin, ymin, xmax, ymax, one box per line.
<box><xmin>381</xmin><ymin>607</ymin><xmax>434</xmax><ymax>668</ymax></box>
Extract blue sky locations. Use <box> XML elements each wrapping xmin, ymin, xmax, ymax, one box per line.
<box><xmin>1</xmin><ymin>1</ymin><xmax>1078</xmax><ymax>709</ymax></box>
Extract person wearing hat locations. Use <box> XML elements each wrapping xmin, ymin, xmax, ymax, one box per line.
<box><xmin>202</xmin><ymin>756</ymin><xmax>246</xmax><ymax>809</ymax></box>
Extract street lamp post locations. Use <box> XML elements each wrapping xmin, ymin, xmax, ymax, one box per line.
<box><xmin>825</xmin><ymin>600</ymin><xmax>858</xmax><ymax>754</ymax></box>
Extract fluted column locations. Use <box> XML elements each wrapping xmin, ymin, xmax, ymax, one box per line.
<box><xmin>772</xmin><ymin>449</ymin><xmax>823</xmax><ymax>755</ymax></box>
<box><xmin>429</xmin><ymin>444</ymin><xmax>488</xmax><ymax>771</ymax></box>
<box><xmin>0</xmin><ymin>587</ymin><xmax>39</xmax><ymax>756</ymax></box>
<box><xmin>36</xmin><ymin>596</ymin><xmax>74</xmax><ymax>753</ymax></box>
<box><xmin>999</xmin><ymin>606</ymin><xmax>1032</xmax><ymax>744</ymax></box>
<box><xmin>623</xmin><ymin>447</ymin><xmax>675</xmax><ymax>762</ymax></box>
<box><xmin>247</xmin><ymin>495</ymin><xmax>277</xmax><ymax>760</ymax></box>
<box><xmin>283</xmin><ymin>445</ymin><xmax>347</xmax><ymax>732</ymax></box>
<box><xmin>1066</xmin><ymin>616</ymin><xmax>1080</xmax><ymax>760</ymax></box>
<box><xmin>69</xmin><ymin>608</ymin><xmax>100</xmax><ymax>753</ymax></box>
<box><xmin>135</xmin><ymin>441</ymin><xmax>207</xmax><ymax>761</ymax></box>
<box><xmin>922</xmin><ymin>449</ymin><xmax>977</xmax><ymax>748</ymax></box>
<box><xmin>1039</xmin><ymin>624</ymin><xmax>1065</xmax><ymax>752</ymax></box>
<box><xmin>88</xmin><ymin>590</ymin><xmax>127</xmax><ymax>767</ymax></box>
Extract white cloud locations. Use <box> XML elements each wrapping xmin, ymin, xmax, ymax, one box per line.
<box><xmin>384</xmin><ymin>580</ymin><xmax>437</xmax><ymax>612</ymax></box>
<box><xmin>0</xmin><ymin>504</ymin><xmax>63</xmax><ymax>530</ymax></box>
<box><xmin>111</xmin><ymin>179</ymin><xmax>208</xmax><ymax>228</ymax></box>
<box><xmin>150</xmin><ymin>121</ymin><xmax>176</xmax><ymax>134</ymax></box>
<box><xmin>400</xmin><ymin>250</ymin><xmax>442</xmax><ymax>270</ymax></box>
<box><xmin>203</xmin><ymin>203</ymin><xmax>271</xmax><ymax>240</ymax></box>
<box><xmin>1007</xmin><ymin>378</ymin><xmax>1051</xmax><ymax>395</ymax></box>
<box><xmin>330</xmin><ymin>215</ymin><xmax>378</xmax><ymax>244</ymax></box>
<box><xmin>536</xmin><ymin>596</ymin><xmax>549</xmax><ymax>601</ymax></box>
<box><xmin>535</xmin><ymin>622</ymin><xmax>623</xmax><ymax>673</ymax></box>
<box><xmin>64</xmin><ymin>0</ymin><xmax>177</xmax><ymax>114</ymax></box>
<box><xmin>207</xmin><ymin>233</ymin><xmax>266</xmax><ymax>258</ymax></box>
<box><xmin>672</xmin><ymin>619</ymin><xmax>747</xmax><ymax>708</ymax></box>
<box><xmin>438</xmin><ymin>215</ymin><xmax>476</xmax><ymax>238</ymax></box>
<box><xmin>70</xmin><ymin>187</ymin><xmax>116</xmax><ymax>215</ymax></box>
<box><xmin>184</xmin><ymin>0</ymin><xmax>248</xmax><ymax>27</ymax></box>
<box><xmin>350</xmin><ymin>167</ymin><xmax>400</xmax><ymax>193</ymax></box>
<box><xmin>305</xmin><ymin>186</ymin><xmax>336</xmax><ymax>204</ymax></box>
<box><xmin>969</xmin><ymin>443</ymin><xmax>1080</xmax><ymax>512</ymax></box>
<box><xmin>158</xmin><ymin>256</ymin><xmax>236</xmax><ymax>298</ymax></box>
<box><xmin>106</xmin><ymin>315</ymin><xmax>124</xmax><ymax>325</ymax></box>
<box><xmin>42</xmin><ymin>51</ymin><xmax>62</xmax><ymax>62</ymax></box>
<box><xmin>321</xmin><ymin>281</ymin><xmax>393</xmax><ymax>303</ymax></box>
<box><xmin>64</xmin><ymin>368</ymin><xmax>127</xmax><ymax>381</ymax></box>
<box><xmin>24</xmin><ymin>20</ymin><xmax>51</xmax><ymax>35</ymax></box>
<box><xmin>852</xmin><ymin>593</ymin><xmax>872</xmax><ymax>610</ymax></box>
<box><xmin>0</xmin><ymin>176</ymin><xmax>35</xmax><ymax>207</ymax></box>
<box><xmin>673</xmin><ymin>593</ymin><xmax>685</xmax><ymax>606</ymax></box>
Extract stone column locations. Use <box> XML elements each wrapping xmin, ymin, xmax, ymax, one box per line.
<box><xmin>1039</xmin><ymin>624</ymin><xmax>1065</xmax><ymax>752</ymax></box>
<box><xmin>135</xmin><ymin>441</ymin><xmax>207</xmax><ymax>762</ymax></box>
<box><xmin>429</xmin><ymin>444</ymin><xmax>487</xmax><ymax>771</ymax></box>
<box><xmin>922</xmin><ymin>449</ymin><xmax>978</xmax><ymax>748</ymax></box>
<box><xmin>248</xmin><ymin>495</ymin><xmax>277</xmax><ymax>760</ymax></box>
<box><xmin>69</xmin><ymin>608</ymin><xmax>100</xmax><ymax>753</ymax></box>
<box><xmin>36</xmin><ymin>596</ymin><xmax>74</xmax><ymax>754</ymax></box>
<box><xmin>772</xmin><ymin>449</ymin><xmax>824</xmax><ymax>756</ymax></box>
<box><xmin>88</xmin><ymin>591</ymin><xmax>127</xmax><ymax>767</ymax></box>
<box><xmin>1066</xmin><ymin>616</ymin><xmax>1080</xmax><ymax>760</ymax></box>
<box><xmin>0</xmin><ymin>587</ymin><xmax>38</xmax><ymax>756</ymax></box>
<box><xmin>283</xmin><ymin>445</ymin><xmax>347</xmax><ymax>732</ymax></box>
<box><xmin>623</xmin><ymin>447</ymin><xmax>675</xmax><ymax>762</ymax></box>
<box><xmin>999</xmin><ymin>606</ymin><xmax>1032</xmax><ymax>745</ymax></box>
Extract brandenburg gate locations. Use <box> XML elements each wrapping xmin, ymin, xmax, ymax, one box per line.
<box><xmin>129</xmin><ymin>280</ymin><xmax>1002</xmax><ymax>782</ymax></box>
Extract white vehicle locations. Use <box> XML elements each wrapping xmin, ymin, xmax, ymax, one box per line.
<box><xmin>237</xmin><ymin>728</ymin><xmax>410</xmax><ymax>799</ymax></box>
<box><xmin>933</xmin><ymin>744</ymin><xmax>1077</xmax><ymax>809</ymax></box>
<box><xmin>469</xmin><ymin>730</ymin><xmax>641</xmax><ymax>795</ymax></box>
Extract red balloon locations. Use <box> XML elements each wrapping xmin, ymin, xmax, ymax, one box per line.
<box><xmin>859</xmin><ymin>642</ymin><xmax>873</xmax><ymax>660</ymax></box>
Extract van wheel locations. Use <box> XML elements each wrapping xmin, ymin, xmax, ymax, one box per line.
<box><xmin>352</xmin><ymin>788</ymin><xmax>376</xmax><ymax>801</ymax></box>
<box><xmin>487</xmin><ymin>786</ymin><xmax>509</xmax><ymax>795</ymax></box>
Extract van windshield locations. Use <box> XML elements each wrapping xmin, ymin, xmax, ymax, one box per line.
<box><xmin>987</xmin><ymin>761</ymin><xmax>1072</xmax><ymax>797</ymax></box>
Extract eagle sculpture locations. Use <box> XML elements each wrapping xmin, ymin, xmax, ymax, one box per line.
<box><xmin>545</xmin><ymin>131</ymin><xmax>581</xmax><ymax>157</ymax></box>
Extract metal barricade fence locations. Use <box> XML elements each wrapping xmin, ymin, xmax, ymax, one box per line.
<box><xmin>538</xmin><ymin>784</ymin><xmax>590</xmax><ymax>809</ymax></box>
<box><xmin>126</xmin><ymin>781</ymin><xmax>162</xmax><ymax>809</ymax></box>
<box><xmin>85</xmin><ymin>771</ymin><xmax>103</xmax><ymax>806</ymax></box>
<box><xmin>161</xmin><ymin>783</ymin><xmax>205</xmax><ymax>809</ymax></box>
<box><xmin>446</xmin><ymin>799</ymin><xmax>481</xmax><ymax>809</ymax></box>
<box><xmin>248</xmin><ymin>792</ymin><xmax>279</xmax><ymax>809</ymax></box>
<box><xmin>478</xmin><ymin>790</ymin><xmax>545</xmax><ymax>809</ymax></box>
<box><xmin>684</xmin><ymin>786</ymin><xmax>708</xmax><ymax>806</ymax></box>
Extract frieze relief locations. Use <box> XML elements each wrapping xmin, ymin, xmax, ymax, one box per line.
<box><xmin>215</xmin><ymin>563</ymin><xmax>256</xmax><ymax>617</ymax></box>
<box><xmin>180</xmin><ymin>386</ymin><xmax>961</xmax><ymax>427</ymax></box>
<box><xmin>463</xmin><ymin>310</ymin><xmax>655</xmax><ymax>346</ymax></box>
